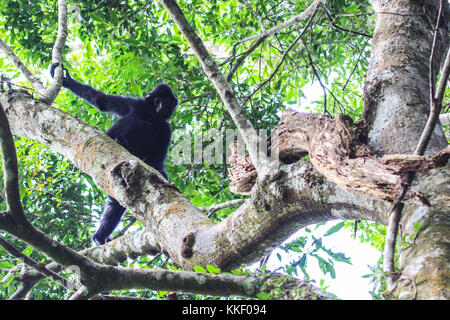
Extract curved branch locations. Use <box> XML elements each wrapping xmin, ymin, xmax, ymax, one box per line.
<box><xmin>160</xmin><ymin>0</ymin><xmax>273</xmax><ymax>177</ymax></box>
<box><xmin>198</xmin><ymin>199</ymin><xmax>245</xmax><ymax>215</ymax></box>
<box><xmin>0</xmin><ymin>38</ymin><xmax>45</xmax><ymax>96</ymax></box>
<box><xmin>415</xmin><ymin>45</ymin><xmax>450</xmax><ymax>155</ymax></box>
<box><xmin>0</xmin><ymin>0</ymin><xmax>67</xmax><ymax>104</ymax></box>
<box><xmin>42</xmin><ymin>0</ymin><xmax>68</xmax><ymax>104</ymax></box>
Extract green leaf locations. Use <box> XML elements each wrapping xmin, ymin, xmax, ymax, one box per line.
<box><xmin>22</xmin><ymin>246</ymin><xmax>33</xmax><ymax>256</ymax></box>
<box><xmin>0</xmin><ymin>261</ymin><xmax>13</xmax><ymax>268</ymax></box>
<box><xmin>324</xmin><ymin>221</ymin><xmax>345</xmax><ymax>237</ymax></box>
<box><xmin>193</xmin><ymin>266</ymin><xmax>207</xmax><ymax>273</ymax></box>
<box><xmin>206</xmin><ymin>265</ymin><xmax>221</xmax><ymax>274</ymax></box>
<box><xmin>328</xmin><ymin>251</ymin><xmax>352</xmax><ymax>265</ymax></box>
<box><xmin>257</xmin><ymin>292</ymin><xmax>272</xmax><ymax>300</ymax></box>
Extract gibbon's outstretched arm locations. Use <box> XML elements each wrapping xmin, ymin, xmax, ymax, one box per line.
<box><xmin>50</xmin><ymin>63</ymin><xmax>132</xmax><ymax>117</ymax></box>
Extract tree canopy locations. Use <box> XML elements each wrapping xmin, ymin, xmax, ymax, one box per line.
<box><xmin>0</xmin><ymin>0</ymin><xmax>448</xmax><ymax>301</ymax></box>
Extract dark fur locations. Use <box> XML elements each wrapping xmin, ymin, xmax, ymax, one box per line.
<box><xmin>50</xmin><ymin>63</ymin><xmax>177</xmax><ymax>245</ymax></box>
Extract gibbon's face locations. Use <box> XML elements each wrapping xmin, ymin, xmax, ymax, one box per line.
<box><xmin>146</xmin><ymin>83</ymin><xmax>178</xmax><ymax>120</ymax></box>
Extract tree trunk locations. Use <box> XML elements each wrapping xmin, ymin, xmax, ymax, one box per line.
<box><xmin>364</xmin><ymin>0</ymin><xmax>449</xmax><ymax>299</ymax></box>
<box><xmin>364</xmin><ymin>0</ymin><xmax>448</xmax><ymax>156</ymax></box>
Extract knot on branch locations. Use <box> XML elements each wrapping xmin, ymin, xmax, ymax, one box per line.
<box><xmin>111</xmin><ymin>160</ymin><xmax>146</xmax><ymax>202</ymax></box>
<box><xmin>181</xmin><ymin>232</ymin><xmax>196</xmax><ymax>259</ymax></box>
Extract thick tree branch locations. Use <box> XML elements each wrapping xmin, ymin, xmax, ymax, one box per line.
<box><xmin>228</xmin><ymin>109</ymin><xmax>449</xmax><ymax>199</ymax></box>
<box><xmin>1</xmin><ymin>89</ymin><xmax>389</xmax><ymax>273</ymax></box>
<box><xmin>1</xmin><ymin>203</ymin><xmax>331</xmax><ymax>299</ymax></box>
<box><xmin>87</xmin><ymin>267</ymin><xmax>333</xmax><ymax>300</ymax></box>
<box><xmin>383</xmin><ymin>0</ymin><xmax>449</xmax><ymax>289</ymax></box>
<box><xmin>0</xmin><ymin>101</ymin><xmax>25</xmax><ymax>217</ymax></box>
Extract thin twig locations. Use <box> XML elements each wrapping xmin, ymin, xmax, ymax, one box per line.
<box><xmin>241</xmin><ymin>7</ymin><xmax>318</xmax><ymax>107</ymax></box>
<box><xmin>343</xmin><ymin>37</ymin><xmax>370</xmax><ymax>91</ymax></box>
<box><xmin>416</xmin><ymin>46</ymin><xmax>450</xmax><ymax>155</ymax></box>
<box><xmin>242</xmin><ymin>34</ymin><xmax>305</xmax><ymax>107</ymax></box>
<box><xmin>301</xmin><ymin>38</ymin><xmax>331</xmax><ymax>116</ymax></box>
<box><xmin>234</xmin><ymin>0</ymin><xmax>324</xmax><ymax>46</ymax></box>
<box><xmin>0</xmin><ymin>237</ymin><xmax>79</xmax><ymax>290</ymax></box>
<box><xmin>0</xmin><ymin>38</ymin><xmax>45</xmax><ymax>95</ymax></box>
<box><xmin>322</xmin><ymin>6</ymin><xmax>372</xmax><ymax>38</ymax></box>
<box><xmin>227</xmin><ymin>36</ymin><xmax>268</xmax><ymax>82</ymax></box>
<box><xmin>198</xmin><ymin>199</ymin><xmax>246</xmax><ymax>215</ymax></box>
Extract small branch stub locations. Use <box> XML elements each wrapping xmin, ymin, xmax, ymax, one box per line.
<box><xmin>181</xmin><ymin>232</ymin><xmax>196</xmax><ymax>258</ymax></box>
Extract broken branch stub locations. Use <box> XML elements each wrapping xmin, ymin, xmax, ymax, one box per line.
<box><xmin>228</xmin><ymin>109</ymin><xmax>449</xmax><ymax>200</ymax></box>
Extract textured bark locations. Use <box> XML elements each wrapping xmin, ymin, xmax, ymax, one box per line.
<box><xmin>364</xmin><ymin>0</ymin><xmax>448</xmax><ymax>156</ymax></box>
<box><xmin>440</xmin><ymin>113</ymin><xmax>450</xmax><ymax>125</ymax></box>
<box><xmin>364</xmin><ymin>0</ymin><xmax>450</xmax><ymax>299</ymax></box>
<box><xmin>228</xmin><ymin>109</ymin><xmax>449</xmax><ymax>200</ymax></box>
<box><xmin>390</xmin><ymin>166</ymin><xmax>450</xmax><ymax>299</ymax></box>
<box><xmin>93</xmin><ymin>267</ymin><xmax>333</xmax><ymax>300</ymax></box>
